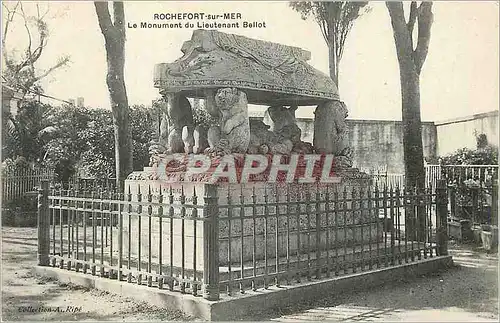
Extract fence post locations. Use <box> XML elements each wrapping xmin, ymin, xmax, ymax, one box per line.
<box><xmin>436</xmin><ymin>179</ymin><xmax>449</xmax><ymax>256</ymax></box>
<box><xmin>492</xmin><ymin>179</ymin><xmax>498</xmax><ymax>226</ymax></box>
<box><xmin>37</xmin><ymin>180</ymin><xmax>50</xmax><ymax>266</ymax></box>
<box><xmin>449</xmin><ymin>184</ymin><xmax>456</xmax><ymax>218</ymax></box>
<box><xmin>203</xmin><ymin>184</ymin><xmax>220</xmax><ymax>301</ymax></box>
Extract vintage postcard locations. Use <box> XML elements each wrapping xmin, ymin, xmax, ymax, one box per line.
<box><xmin>1</xmin><ymin>1</ymin><xmax>498</xmax><ymax>322</ymax></box>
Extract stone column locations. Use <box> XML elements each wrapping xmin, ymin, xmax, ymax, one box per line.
<box><xmin>313</xmin><ymin>100</ymin><xmax>352</xmax><ymax>166</ymax></box>
<box><xmin>158</xmin><ymin>94</ymin><xmax>171</xmax><ymax>152</ymax></box>
<box><xmin>204</xmin><ymin>89</ymin><xmax>219</xmax><ymax>120</ymax></box>
<box><xmin>161</xmin><ymin>93</ymin><xmax>194</xmax><ymax>153</ymax></box>
<box><xmin>214</xmin><ymin>88</ymin><xmax>250</xmax><ymax>153</ymax></box>
<box><xmin>204</xmin><ymin>89</ymin><xmax>221</xmax><ymax>149</ymax></box>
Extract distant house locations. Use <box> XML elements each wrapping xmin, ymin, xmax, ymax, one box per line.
<box><xmin>2</xmin><ymin>83</ymin><xmax>23</xmax><ymax>117</ymax></box>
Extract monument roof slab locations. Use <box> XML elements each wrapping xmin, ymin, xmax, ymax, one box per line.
<box><xmin>154</xmin><ymin>29</ymin><xmax>339</xmax><ymax>105</ymax></box>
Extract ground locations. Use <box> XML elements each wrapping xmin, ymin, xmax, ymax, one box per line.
<box><xmin>2</xmin><ymin>226</ymin><xmax>498</xmax><ymax>322</ymax></box>
<box><xmin>1</xmin><ymin>227</ymin><xmax>195</xmax><ymax>322</ymax></box>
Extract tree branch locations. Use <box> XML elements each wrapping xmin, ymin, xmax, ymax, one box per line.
<box><xmin>32</xmin><ymin>56</ymin><xmax>70</xmax><ymax>83</ymax></box>
<box><xmin>113</xmin><ymin>2</ymin><xmax>125</xmax><ymax>38</ymax></box>
<box><xmin>338</xmin><ymin>22</ymin><xmax>350</xmax><ymax>62</ymax></box>
<box><xmin>414</xmin><ymin>2</ymin><xmax>433</xmax><ymax>74</ymax></box>
<box><xmin>318</xmin><ymin>19</ymin><xmax>329</xmax><ymax>44</ymax></box>
<box><xmin>407</xmin><ymin>1</ymin><xmax>418</xmax><ymax>47</ymax></box>
<box><xmin>19</xmin><ymin>2</ymin><xmax>33</xmax><ymax>59</ymax></box>
<box><xmin>94</xmin><ymin>2</ymin><xmax>114</xmax><ymax>37</ymax></box>
<box><xmin>2</xmin><ymin>2</ymin><xmax>20</xmax><ymax>68</ymax></box>
<box><xmin>386</xmin><ymin>1</ymin><xmax>415</xmax><ymax>69</ymax></box>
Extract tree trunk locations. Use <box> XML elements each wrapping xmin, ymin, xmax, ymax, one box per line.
<box><xmin>327</xmin><ymin>22</ymin><xmax>339</xmax><ymax>89</ymax></box>
<box><xmin>400</xmin><ymin>64</ymin><xmax>425</xmax><ymax>190</ymax></box>
<box><xmin>95</xmin><ymin>2</ymin><xmax>133</xmax><ymax>191</ymax></box>
<box><xmin>387</xmin><ymin>1</ymin><xmax>431</xmax><ymax>241</ymax></box>
<box><xmin>386</xmin><ymin>1</ymin><xmax>428</xmax><ymax>191</ymax></box>
<box><xmin>106</xmin><ymin>35</ymin><xmax>132</xmax><ymax>191</ymax></box>
<box><xmin>399</xmin><ymin>60</ymin><xmax>426</xmax><ymax>242</ymax></box>
<box><xmin>328</xmin><ymin>44</ymin><xmax>339</xmax><ymax>88</ymax></box>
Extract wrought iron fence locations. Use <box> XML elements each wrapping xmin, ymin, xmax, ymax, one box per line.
<box><xmin>370</xmin><ymin>164</ymin><xmax>498</xmax><ymax>191</ymax></box>
<box><xmin>37</xmin><ymin>180</ymin><xmax>450</xmax><ymax>301</ymax></box>
<box><xmin>448</xmin><ymin>182</ymin><xmax>498</xmax><ymax>226</ymax></box>
<box><xmin>370</xmin><ymin>173</ymin><xmax>405</xmax><ymax>189</ymax></box>
<box><xmin>67</xmin><ymin>177</ymin><xmax>117</xmax><ymax>191</ymax></box>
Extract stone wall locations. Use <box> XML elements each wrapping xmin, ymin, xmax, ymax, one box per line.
<box><xmin>435</xmin><ymin>111</ymin><xmax>498</xmax><ymax>156</ymax></box>
<box><xmin>345</xmin><ymin>119</ymin><xmax>437</xmax><ymax>174</ymax></box>
<box><xmin>254</xmin><ymin>117</ymin><xmax>437</xmax><ymax>174</ymax></box>
<box><xmin>252</xmin><ymin>109</ymin><xmax>498</xmax><ymax>174</ymax></box>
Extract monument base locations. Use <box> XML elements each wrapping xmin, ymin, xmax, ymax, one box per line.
<box><xmin>122</xmin><ymin>161</ymin><xmax>377</xmax><ymax>269</ymax></box>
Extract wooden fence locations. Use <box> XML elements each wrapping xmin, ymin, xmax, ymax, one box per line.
<box><xmin>37</xmin><ymin>180</ymin><xmax>449</xmax><ymax>301</ymax></box>
<box><xmin>2</xmin><ymin>166</ymin><xmax>55</xmax><ymax>204</ymax></box>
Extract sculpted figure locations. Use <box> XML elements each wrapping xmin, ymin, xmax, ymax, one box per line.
<box><xmin>247</xmin><ymin>120</ymin><xmax>276</xmax><ymax>154</ymax></box>
<box><xmin>313</xmin><ymin>100</ymin><xmax>352</xmax><ymax>167</ymax></box>
<box><xmin>247</xmin><ymin>119</ymin><xmax>296</xmax><ymax>155</ymax></box>
<box><xmin>214</xmin><ymin>88</ymin><xmax>250</xmax><ymax>153</ymax></box>
<box><xmin>267</xmin><ymin>105</ymin><xmax>302</xmax><ymax>144</ymax></box>
<box><xmin>182</xmin><ymin>126</ymin><xmax>195</xmax><ymax>153</ymax></box>
<box><xmin>193</xmin><ymin>125</ymin><xmax>209</xmax><ymax>154</ymax></box>
<box><xmin>156</xmin><ymin>94</ymin><xmax>194</xmax><ymax>154</ymax></box>
<box><xmin>207</xmin><ymin>126</ymin><xmax>221</xmax><ymax>149</ymax></box>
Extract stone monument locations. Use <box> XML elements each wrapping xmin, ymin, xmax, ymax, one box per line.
<box><xmin>125</xmin><ymin>29</ymin><xmax>373</xmax><ymax>276</ymax></box>
<box><xmin>143</xmin><ymin>29</ymin><xmax>355</xmax><ymax>172</ymax></box>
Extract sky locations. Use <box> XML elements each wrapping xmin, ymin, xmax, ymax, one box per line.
<box><xmin>3</xmin><ymin>1</ymin><xmax>499</xmax><ymax>121</ymax></box>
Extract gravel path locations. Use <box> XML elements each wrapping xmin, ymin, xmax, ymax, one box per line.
<box><xmin>1</xmin><ymin>227</ymin><xmax>195</xmax><ymax>321</ymax></box>
<box><xmin>2</xmin><ymin>227</ymin><xmax>498</xmax><ymax>322</ymax></box>
<box><xmin>265</xmin><ymin>242</ymin><xmax>499</xmax><ymax>322</ymax></box>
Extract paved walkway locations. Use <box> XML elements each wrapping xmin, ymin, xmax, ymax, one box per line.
<box><xmin>267</xmin><ymin>243</ymin><xmax>498</xmax><ymax>322</ymax></box>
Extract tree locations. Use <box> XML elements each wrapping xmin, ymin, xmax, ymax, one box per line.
<box><xmin>130</xmin><ymin>105</ymin><xmax>156</xmax><ymax>171</ymax></box>
<box><xmin>2</xmin><ymin>1</ymin><xmax>70</xmax><ymax>98</ymax></box>
<box><xmin>386</xmin><ymin>1</ymin><xmax>433</xmax><ymax>190</ymax></box>
<box><xmin>387</xmin><ymin>1</ymin><xmax>433</xmax><ymax>241</ymax></box>
<box><xmin>290</xmin><ymin>1</ymin><xmax>369</xmax><ymax>89</ymax></box>
<box><xmin>94</xmin><ymin>2</ymin><xmax>132</xmax><ymax>191</ymax></box>
<box><xmin>2</xmin><ymin>101</ymin><xmax>57</xmax><ymax>162</ymax></box>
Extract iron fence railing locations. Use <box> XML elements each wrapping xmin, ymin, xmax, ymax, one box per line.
<box><xmin>369</xmin><ymin>164</ymin><xmax>498</xmax><ymax>191</ymax></box>
<box><xmin>441</xmin><ymin>165</ymin><xmax>498</xmax><ymax>185</ymax></box>
<box><xmin>448</xmin><ymin>182</ymin><xmax>498</xmax><ymax>226</ymax></box>
<box><xmin>37</xmin><ymin>180</ymin><xmax>450</xmax><ymax>301</ymax></box>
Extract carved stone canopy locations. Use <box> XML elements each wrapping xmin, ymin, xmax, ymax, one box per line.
<box><xmin>154</xmin><ymin>29</ymin><xmax>339</xmax><ymax>106</ymax></box>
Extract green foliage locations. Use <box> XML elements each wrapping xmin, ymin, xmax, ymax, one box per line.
<box><xmin>71</xmin><ymin>107</ymin><xmax>115</xmax><ymax>179</ymax></box>
<box><xmin>290</xmin><ymin>1</ymin><xmax>369</xmax><ymax>24</ymax></box>
<box><xmin>192</xmin><ymin>99</ymin><xmax>218</xmax><ymax>128</ymax></box>
<box><xmin>130</xmin><ymin>104</ymin><xmax>156</xmax><ymax>171</ymax></box>
<box><xmin>2</xmin><ymin>100</ymin><xmax>56</xmax><ymax>163</ymax></box>
<box><xmin>427</xmin><ymin>133</ymin><xmax>498</xmax><ymax>166</ymax></box>
<box><xmin>1</xmin><ymin>156</ymin><xmax>37</xmax><ymax>174</ymax></box>
<box><xmin>289</xmin><ymin>1</ymin><xmax>369</xmax><ymax>84</ymax></box>
<box><xmin>3</xmin><ymin>101</ymin><xmax>155</xmax><ymax>182</ymax></box>
<box><xmin>438</xmin><ymin>146</ymin><xmax>498</xmax><ymax>166</ymax></box>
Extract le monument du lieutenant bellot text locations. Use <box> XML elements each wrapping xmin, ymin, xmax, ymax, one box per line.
<box><xmin>130</xmin><ymin>12</ymin><xmax>266</xmax><ymax>29</ymax></box>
